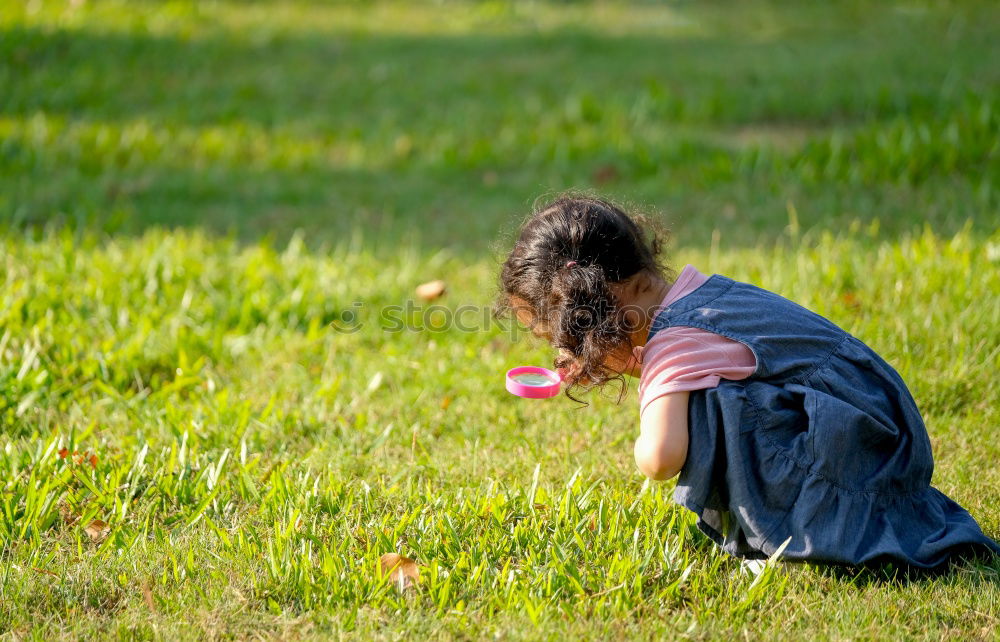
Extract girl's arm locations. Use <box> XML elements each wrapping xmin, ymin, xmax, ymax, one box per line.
<box><xmin>634</xmin><ymin>391</ymin><xmax>690</xmax><ymax>480</ymax></box>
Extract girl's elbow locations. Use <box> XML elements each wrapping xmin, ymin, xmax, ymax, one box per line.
<box><xmin>637</xmin><ymin>459</ymin><xmax>682</xmax><ymax>481</ymax></box>
<box><xmin>633</xmin><ymin>440</ymin><xmax>685</xmax><ymax>481</ymax></box>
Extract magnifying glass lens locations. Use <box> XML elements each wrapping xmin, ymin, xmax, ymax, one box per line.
<box><xmin>511</xmin><ymin>373</ymin><xmax>555</xmax><ymax>386</ymax></box>
<box><xmin>506</xmin><ymin>366</ymin><xmax>561</xmax><ymax>398</ymax></box>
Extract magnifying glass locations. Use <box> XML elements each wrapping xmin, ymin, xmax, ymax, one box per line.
<box><xmin>505</xmin><ymin>366</ymin><xmax>562</xmax><ymax>399</ymax></box>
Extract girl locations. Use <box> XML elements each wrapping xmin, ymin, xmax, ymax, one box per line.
<box><xmin>496</xmin><ymin>195</ymin><xmax>999</xmax><ymax>569</ymax></box>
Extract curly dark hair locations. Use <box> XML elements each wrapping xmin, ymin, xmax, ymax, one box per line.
<box><xmin>496</xmin><ymin>195</ymin><xmax>668</xmax><ymax>401</ymax></box>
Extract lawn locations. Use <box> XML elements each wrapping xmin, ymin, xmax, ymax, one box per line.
<box><xmin>1</xmin><ymin>0</ymin><xmax>999</xmax><ymax>639</ymax></box>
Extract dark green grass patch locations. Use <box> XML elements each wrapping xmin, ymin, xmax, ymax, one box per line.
<box><xmin>2</xmin><ymin>0</ymin><xmax>998</xmax><ymax>248</ymax></box>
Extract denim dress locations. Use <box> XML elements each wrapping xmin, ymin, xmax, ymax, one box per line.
<box><xmin>647</xmin><ymin>275</ymin><xmax>999</xmax><ymax>568</ymax></box>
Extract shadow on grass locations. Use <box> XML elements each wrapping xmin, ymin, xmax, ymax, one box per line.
<box><xmin>813</xmin><ymin>549</ymin><xmax>1000</xmax><ymax>588</ymax></box>
<box><xmin>2</xmin><ymin>13</ymin><xmax>998</xmax><ymax>249</ymax></box>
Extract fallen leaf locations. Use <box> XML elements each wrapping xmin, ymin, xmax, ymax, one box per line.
<box><xmin>379</xmin><ymin>553</ymin><xmax>420</xmax><ymax>591</ymax></box>
<box><xmin>840</xmin><ymin>292</ymin><xmax>861</xmax><ymax>309</ymax></box>
<box><xmin>59</xmin><ymin>502</ymin><xmax>80</xmax><ymax>527</ymax></box>
<box><xmin>592</xmin><ymin>164</ymin><xmax>620</xmax><ymax>184</ymax></box>
<box><xmin>415</xmin><ymin>280</ymin><xmax>446</xmax><ymax>301</ymax></box>
<box><xmin>62</xmin><ymin>449</ymin><xmax>99</xmax><ymax>468</ymax></box>
<box><xmin>84</xmin><ymin>519</ymin><xmax>110</xmax><ymax>543</ymax></box>
<box><xmin>141</xmin><ymin>581</ymin><xmax>156</xmax><ymax>613</ymax></box>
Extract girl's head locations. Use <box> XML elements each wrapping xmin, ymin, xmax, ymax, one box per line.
<box><xmin>496</xmin><ymin>195</ymin><xmax>668</xmax><ymax>398</ymax></box>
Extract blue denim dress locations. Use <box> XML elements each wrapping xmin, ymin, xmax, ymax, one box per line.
<box><xmin>647</xmin><ymin>275</ymin><xmax>999</xmax><ymax>568</ymax></box>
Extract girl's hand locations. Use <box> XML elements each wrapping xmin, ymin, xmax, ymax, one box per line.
<box><xmin>557</xmin><ymin>345</ymin><xmax>643</xmax><ymax>384</ymax></box>
<box><xmin>556</xmin><ymin>348</ymin><xmax>583</xmax><ymax>383</ymax></box>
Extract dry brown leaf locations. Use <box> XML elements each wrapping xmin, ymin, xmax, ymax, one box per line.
<box><xmin>84</xmin><ymin>519</ymin><xmax>110</xmax><ymax>543</ymax></box>
<box><xmin>841</xmin><ymin>292</ymin><xmax>861</xmax><ymax>310</ymax></box>
<box><xmin>415</xmin><ymin>280</ymin><xmax>446</xmax><ymax>301</ymax></box>
<box><xmin>60</xmin><ymin>448</ymin><xmax>99</xmax><ymax>469</ymax></box>
<box><xmin>59</xmin><ymin>502</ymin><xmax>80</xmax><ymax>527</ymax></box>
<box><xmin>141</xmin><ymin>581</ymin><xmax>156</xmax><ymax>612</ymax></box>
<box><xmin>592</xmin><ymin>164</ymin><xmax>620</xmax><ymax>184</ymax></box>
<box><xmin>379</xmin><ymin>553</ymin><xmax>420</xmax><ymax>591</ymax></box>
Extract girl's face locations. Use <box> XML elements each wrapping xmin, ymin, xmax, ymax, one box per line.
<box><xmin>510</xmin><ymin>296</ymin><xmax>642</xmax><ymax>382</ymax></box>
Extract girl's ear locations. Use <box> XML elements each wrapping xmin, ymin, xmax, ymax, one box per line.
<box><xmin>637</xmin><ymin>269</ymin><xmax>659</xmax><ymax>293</ymax></box>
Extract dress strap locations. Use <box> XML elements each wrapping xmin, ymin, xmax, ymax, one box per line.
<box><xmin>646</xmin><ymin>275</ymin><xmax>735</xmax><ymax>342</ymax></box>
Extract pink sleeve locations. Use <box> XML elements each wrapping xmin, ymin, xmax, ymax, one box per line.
<box><xmin>637</xmin><ymin>326</ymin><xmax>756</xmax><ymax>414</ymax></box>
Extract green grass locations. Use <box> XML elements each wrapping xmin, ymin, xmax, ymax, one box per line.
<box><xmin>3</xmin><ymin>0</ymin><xmax>998</xmax><ymax>248</ymax></box>
<box><xmin>1</xmin><ymin>0</ymin><xmax>999</xmax><ymax>639</ymax></box>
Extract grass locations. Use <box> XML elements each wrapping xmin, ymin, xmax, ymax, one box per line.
<box><xmin>3</xmin><ymin>0</ymin><xmax>998</xmax><ymax>247</ymax></box>
<box><xmin>1</xmin><ymin>0</ymin><xmax>999</xmax><ymax>639</ymax></box>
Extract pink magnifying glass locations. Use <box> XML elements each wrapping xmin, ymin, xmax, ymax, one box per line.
<box><xmin>505</xmin><ymin>366</ymin><xmax>562</xmax><ymax>399</ymax></box>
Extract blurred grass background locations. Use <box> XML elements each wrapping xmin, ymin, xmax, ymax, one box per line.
<box><xmin>3</xmin><ymin>0</ymin><xmax>997</xmax><ymax>248</ymax></box>
<box><xmin>1</xmin><ymin>1</ymin><xmax>999</xmax><ymax>639</ymax></box>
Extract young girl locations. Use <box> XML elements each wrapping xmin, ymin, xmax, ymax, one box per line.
<box><xmin>497</xmin><ymin>195</ymin><xmax>998</xmax><ymax>569</ymax></box>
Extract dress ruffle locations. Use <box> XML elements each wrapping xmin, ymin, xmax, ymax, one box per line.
<box><xmin>677</xmin><ymin>363</ymin><xmax>999</xmax><ymax>568</ymax></box>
